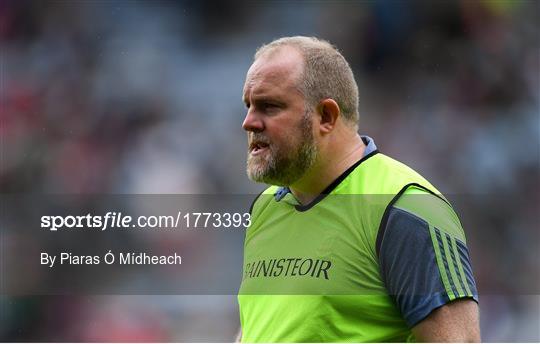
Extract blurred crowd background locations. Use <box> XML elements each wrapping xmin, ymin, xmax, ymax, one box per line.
<box><xmin>1</xmin><ymin>0</ymin><xmax>539</xmax><ymax>341</ymax></box>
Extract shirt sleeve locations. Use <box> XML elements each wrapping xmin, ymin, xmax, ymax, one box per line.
<box><xmin>377</xmin><ymin>187</ymin><xmax>478</xmax><ymax>327</ymax></box>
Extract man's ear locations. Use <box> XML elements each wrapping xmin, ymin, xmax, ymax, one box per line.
<box><xmin>317</xmin><ymin>99</ymin><xmax>340</xmax><ymax>134</ymax></box>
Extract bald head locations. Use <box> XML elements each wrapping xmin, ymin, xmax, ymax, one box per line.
<box><xmin>244</xmin><ymin>45</ymin><xmax>304</xmax><ymax>103</ymax></box>
<box><xmin>253</xmin><ymin>36</ymin><xmax>360</xmax><ymax>129</ymax></box>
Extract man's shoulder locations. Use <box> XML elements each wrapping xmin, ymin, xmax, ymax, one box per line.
<box><xmin>392</xmin><ymin>186</ymin><xmax>465</xmax><ymax>243</ymax></box>
<box><xmin>365</xmin><ymin>153</ymin><xmax>435</xmax><ymax>185</ymax></box>
<box><xmin>342</xmin><ymin>152</ymin><xmax>442</xmax><ymax>198</ymax></box>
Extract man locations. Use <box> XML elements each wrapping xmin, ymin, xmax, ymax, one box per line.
<box><xmin>237</xmin><ymin>36</ymin><xmax>479</xmax><ymax>342</ymax></box>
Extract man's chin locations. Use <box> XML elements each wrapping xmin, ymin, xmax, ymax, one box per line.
<box><xmin>247</xmin><ymin>168</ymin><xmax>295</xmax><ymax>187</ymax></box>
<box><xmin>247</xmin><ymin>168</ymin><xmax>271</xmax><ymax>184</ymax></box>
<box><xmin>247</xmin><ymin>166</ymin><xmax>278</xmax><ymax>185</ymax></box>
<box><xmin>247</xmin><ymin>158</ymin><xmax>268</xmax><ymax>177</ymax></box>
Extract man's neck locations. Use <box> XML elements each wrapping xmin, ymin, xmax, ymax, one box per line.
<box><xmin>289</xmin><ymin>134</ymin><xmax>366</xmax><ymax>205</ymax></box>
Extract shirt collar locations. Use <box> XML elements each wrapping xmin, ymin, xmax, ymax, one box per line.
<box><xmin>274</xmin><ymin>135</ymin><xmax>377</xmax><ymax>203</ymax></box>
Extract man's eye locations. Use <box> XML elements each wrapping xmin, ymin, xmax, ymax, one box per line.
<box><xmin>263</xmin><ymin>103</ymin><xmax>278</xmax><ymax>110</ymax></box>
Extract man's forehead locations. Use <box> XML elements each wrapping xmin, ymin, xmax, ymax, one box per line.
<box><xmin>243</xmin><ymin>47</ymin><xmax>303</xmax><ymax>94</ymax></box>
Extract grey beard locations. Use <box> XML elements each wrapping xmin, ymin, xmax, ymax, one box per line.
<box><xmin>247</xmin><ymin>140</ymin><xmax>317</xmax><ymax>186</ymax></box>
<box><xmin>246</xmin><ymin>113</ymin><xmax>317</xmax><ymax>186</ymax></box>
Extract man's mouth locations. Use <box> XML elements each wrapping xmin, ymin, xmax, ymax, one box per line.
<box><xmin>249</xmin><ymin>141</ymin><xmax>270</xmax><ymax>156</ymax></box>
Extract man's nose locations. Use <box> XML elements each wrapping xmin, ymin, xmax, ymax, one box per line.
<box><xmin>242</xmin><ymin>110</ymin><xmax>264</xmax><ymax>132</ymax></box>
